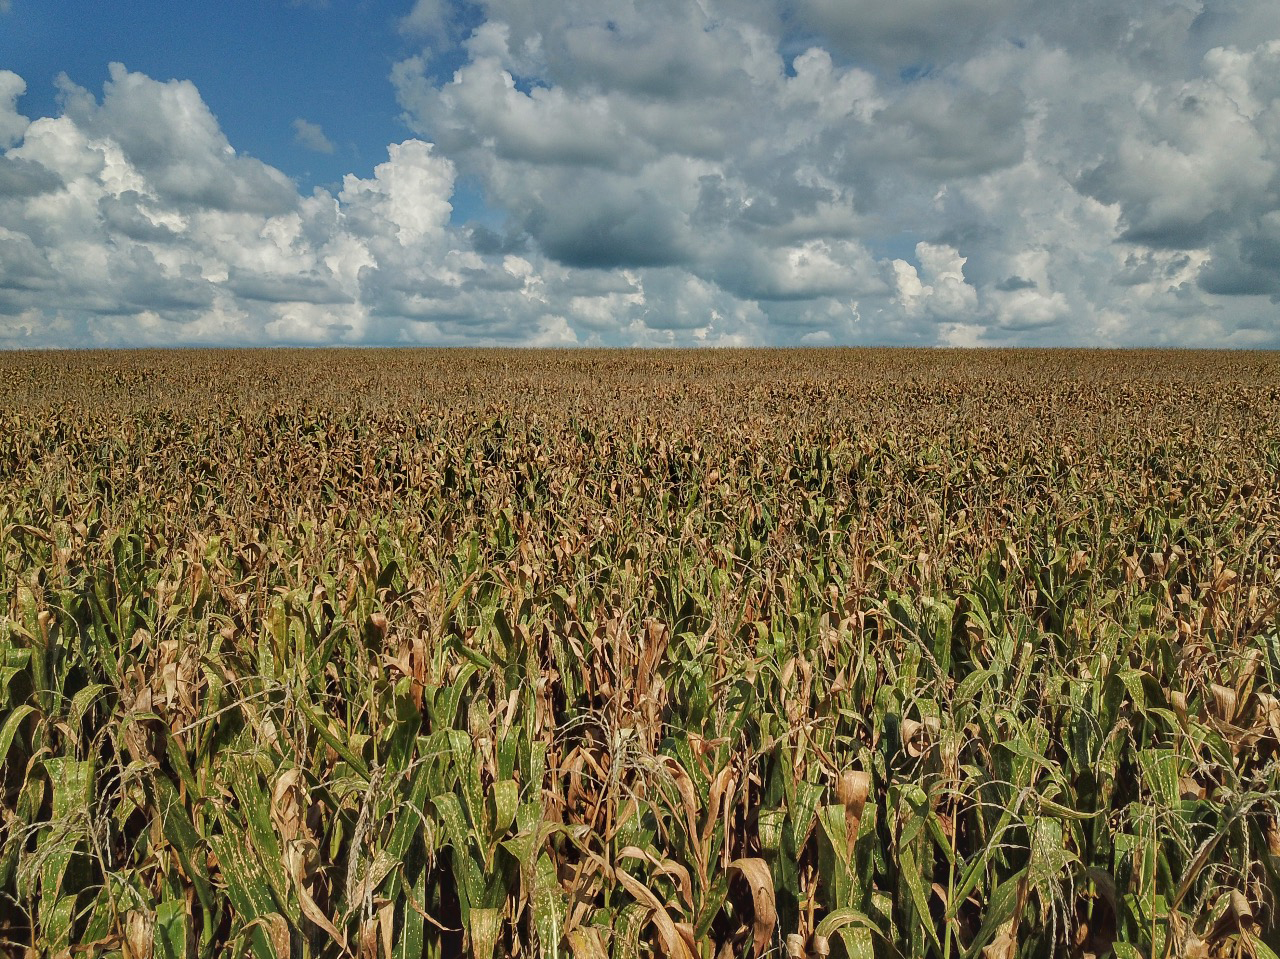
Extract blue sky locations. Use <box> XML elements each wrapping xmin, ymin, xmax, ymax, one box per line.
<box><xmin>1</xmin><ymin>0</ymin><xmax>1279</xmax><ymax>347</ymax></box>
<box><xmin>6</xmin><ymin>1</ymin><xmax>424</xmax><ymax>189</ymax></box>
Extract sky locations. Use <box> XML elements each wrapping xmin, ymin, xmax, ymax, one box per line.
<box><xmin>0</xmin><ymin>1</ymin><xmax>1279</xmax><ymax>348</ymax></box>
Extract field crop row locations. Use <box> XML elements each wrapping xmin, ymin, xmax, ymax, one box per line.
<box><xmin>1</xmin><ymin>350</ymin><xmax>1278</xmax><ymax>959</ymax></box>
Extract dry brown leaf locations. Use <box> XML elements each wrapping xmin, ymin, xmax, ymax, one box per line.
<box><xmin>1256</xmin><ymin>692</ymin><xmax>1280</xmax><ymax>738</ymax></box>
<box><xmin>1171</xmin><ymin>690</ymin><xmax>1189</xmax><ymax>722</ymax></box>
<box><xmin>837</xmin><ymin>769</ymin><xmax>870</xmax><ymax>819</ymax></box>
<box><xmin>982</xmin><ymin>920</ymin><xmax>1016</xmax><ymax>959</ymax></box>
<box><xmin>703</xmin><ymin>765</ymin><xmax>736</xmax><ymax>855</ymax></box>
<box><xmin>619</xmin><ymin>845</ymin><xmax>694</xmax><ymax>913</ymax></box>
<box><xmin>357</xmin><ymin>915</ymin><xmax>379</xmax><ymax>959</ymax></box>
<box><xmin>729</xmin><ymin>858</ymin><xmax>777</xmax><ymax>957</ymax></box>
<box><xmin>285</xmin><ymin>838</ymin><xmax>349</xmax><ymax>952</ymax></box>
<box><xmin>675</xmin><ymin>921</ymin><xmax>698</xmax><ymax>958</ymax></box>
<box><xmin>123</xmin><ymin>910</ymin><xmax>154</xmax><ymax>959</ymax></box>
<box><xmin>615</xmin><ymin>869</ymin><xmax>695</xmax><ymax>959</ymax></box>
<box><xmin>254</xmin><ymin>913</ymin><xmax>291</xmax><ymax>959</ymax></box>
<box><xmin>1229</xmin><ymin>890</ymin><xmax>1255</xmax><ymax>930</ymax></box>
<box><xmin>271</xmin><ymin>768</ymin><xmax>306</xmax><ymax>842</ymax></box>
<box><xmin>566</xmin><ymin>928</ymin><xmax>609</xmax><ymax>959</ymax></box>
<box><xmin>1209</xmin><ymin>683</ymin><xmax>1238</xmax><ymax>722</ymax></box>
<box><xmin>379</xmin><ymin>901</ymin><xmax>395</xmax><ymax>959</ymax></box>
<box><xmin>660</xmin><ymin>756</ymin><xmax>702</xmax><ymax>863</ymax></box>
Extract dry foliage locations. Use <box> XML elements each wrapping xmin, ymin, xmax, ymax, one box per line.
<box><xmin>1</xmin><ymin>348</ymin><xmax>1279</xmax><ymax>959</ymax></box>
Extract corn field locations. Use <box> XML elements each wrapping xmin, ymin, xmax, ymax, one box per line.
<box><xmin>2</xmin><ymin>349</ymin><xmax>1279</xmax><ymax>959</ymax></box>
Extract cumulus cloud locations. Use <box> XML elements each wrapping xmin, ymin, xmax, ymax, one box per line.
<box><xmin>400</xmin><ymin>0</ymin><xmax>453</xmax><ymax>41</ymax></box>
<box><xmin>4</xmin><ymin>1</ymin><xmax>1280</xmax><ymax>348</ymax></box>
<box><xmin>55</xmin><ymin>64</ymin><xmax>297</xmax><ymax>215</ymax></box>
<box><xmin>292</xmin><ymin>118</ymin><xmax>335</xmax><ymax>154</ymax></box>
<box><xmin>0</xmin><ymin>66</ymin><xmax>674</xmax><ymax>347</ymax></box>
<box><xmin>0</xmin><ymin>68</ymin><xmax>386</xmax><ymax>344</ymax></box>
<box><xmin>0</xmin><ymin>71</ymin><xmax>28</xmax><ymax>148</ymax></box>
<box><xmin>385</xmin><ymin>0</ymin><xmax>1280</xmax><ymax>344</ymax></box>
<box><xmin>796</xmin><ymin>0</ymin><xmax>1021</xmax><ymax>71</ymax></box>
<box><xmin>892</xmin><ymin>243</ymin><xmax>979</xmax><ymax>319</ymax></box>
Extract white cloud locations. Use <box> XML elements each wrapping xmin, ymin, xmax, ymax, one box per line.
<box><xmin>891</xmin><ymin>243</ymin><xmax>977</xmax><ymax>322</ymax></box>
<box><xmin>57</xmin><ymin>64</ymin><xmax>297</xmax><ymax>215</ymax></box>
<box><xmin>917</xmin><ymin>244</ymin><xmax>979</xmax><ymax>316</ymax></box>
<box><xmin>292</xmin><ymin>118</ymin><xmax>335</xmax><ymax>154</ymax></box>
<box><xmin>400</xmin><ymin>0</ymin><xmax>452</xmax><ymax>40</ymax></box>
<box><xmin>339</xmin><ymin>139</ymin><xmax>454</xmax><ymax>245</ymax></box>
<box><xmin>4</xmin><ymin>1</ymin><xmax>1280</xmax><ymax>348</ymax></box>
<box><xmin>0</xmin><ymin>71</ymin><xmax>28</xmax><ymax>148</ymax></box>
<box><xmin>796</xmin><ymin>0</ymin><xmax>1021</xmax><ymax>70</ymax></box>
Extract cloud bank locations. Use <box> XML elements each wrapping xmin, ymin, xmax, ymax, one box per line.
<box><xmin>1</xmin><ymin>0</ymin><xmax>1279</xmax><ymax>348</ymax></box>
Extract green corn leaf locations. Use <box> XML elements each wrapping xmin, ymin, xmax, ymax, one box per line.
<box><xmin>997</xmin><ymin>736</ymin><xmax>1065</xmax><ymax>777</ymax></box>
<box><xmin>835</xmin><ymin>924</ymin><xmax>877</xmax><ymax>959</ymax></box>
<box><xmin>816</xmin><ymin>909</ymin><xmax>885</xmax><ymax>959</ymax></box>
<box><xmin>385</xmin><ymin>683</ymin><xmax>423</xmax><ymax>773</ymax></box>
<box><xmin>611</xmin><ymin>903</ymin><xmax>649</xmax><ymax>959</ymax></box>
<box><xmin>815</xmin><ymin>906</ymin><xmax>877</xmax><ymax>938</ymax></box>
<box><xmin>68</xmin><ymin>682</ymin><xmax>108</xmax><ymax>728</ymax></box>
<box><xmin>152</xmin><ymin>776</ymin><xmax>215</xmax><ymax>917</ymax></box>
<box><xmin>297</xmin><ymin>696</ymin><xmax>371</xmax><ymax>781</ymax></box>
<box><xmin>1248</xmin><ymin>935</ymin><xmax>1280</xmax><ymax>959</ymax></box>
<box><xmin>758</xmin><ymin>807</ymin><xmax>785</xmax><ymax>856</ymax></box>
<box><xmin>394</xmin><ymin>851</ymin><xmax>428</xmax><ymax>959</ymax></box>
<box><xmin>432</xmin><ymin>793</ymin><xmax>483</xmax><ymax>913</ymax></box>
<box><xmin>1028</xmin><ymin>819</ymin><xmax>1077</xmax><ymax>892</ymax></box>
<box><xmin>490</xmin><ymin>779</ymin><xmax>519</xmax><ymax>840</ymax></box>
<box><xmin>787</xmin><ymin>780</ymin><xmax>824</xmax><ymax>857</ymax></box>
<box><xmin>208</xmin><ymin>831</ymin><xmax>284</xmax><ymax>959</ymax></box>
<box><xmin>38</xmin><ymin>757</ymin><xmax>92</xmax><ymax>929</ymax></box>
<box><xmin>0</xmin><ymin>704</ymin><xmax>36</xmax><ymax>769</ymax></box>
<box><xmin>155</xmin><ymin>897</ymin><xmax>190</xmax><ymax>959</ymax></box>
<box><xmin>44</xmin><ymin>756</ymin><xmax>92</xmax><ymax>819</ymax></box>
<box><xmin>949</xmin><ymin>801</ymin><xmax>1029</xmax><ymax>916</ymax></box>
<box><xmin>525</xmin><ymin>739</ymin><xmax>547</xmax><ymax>802</ymax></box>
<box><xmin>425</xmin><ymin>662</ymin><xmax>478</xmax><ymax>731</ymax></box>
<box><xmin>533</xmin><ymin>851</ymin><xmax>563</xmax><ymax>956</ymax></box>
<box><xmin>964</xmin><ymin>867</ymin><xmax>1026</xmax><ymax>959</ymax></box>
<box><xmin>468</xmin><ymin>906</ymin><xmax>503</xmax><ymax>959</ymax></box>
<box><xmin>1137</xmin><ymin>749</ymin><xmax>1181</xmax><ymax>809</ymax></box>
<box><xmin>383</xmin><ymin>750</ymin><xmax>434</xmax><ymax>876</ymax></box>
<box><xmin>448</xmin><ymin>730</ymin><xmax>483</xmax><ymax>820</ymax></box>
<box><xmin>0</xmin><ymin>645</ymin><xmax>33</xmax><ymax>696</ymax></box>
<box><xmin>1118</xmin><ymin>668</ymin><xmax>1148</xmax><ymax>712</ymax></box>
<box><xmin>499</xmin><ymin>818</ymin><xmax>537</xmax><ymax>873</ymax></box>
<box><xmin>40</xmin><ymin>893</ymin><xmax>77</xmax><ymax>956</ymax></box>
<box><xmin>78</xmin><ymin>883</ymin><xmax>117</xmax><ymax>947</ymax></box>
<box><xmin>816</xmin><ymin>804</ymin><xmax>853</xmax><ymax>909</ymax></box>
<box><xmin>694</xmin><ymin>874</ymin><xmax>729</xmax><ymax>942</ymax></box>
<box><xmin>225</xmin><ymin>762</ymin><xmax>290</xmax><ymax>907</ymax></box>
<box><xmin>496</xmin><ymin>729</ymin><xmax>519</xmax><ymax>781</ymax></box>
<box><xmin>1035</xmin><ymin>793</ymin><xmax>1104</xmax><ymax>821</ymax></box>
<box><xmin>896</xmin><ymin>845</ymin><xmax>940</xmax><ymax>950</ymax></box>
<box><xmin>162</xmin><ymin>729</ymin><xmax>202</xmax><ymax>800</ymax></box>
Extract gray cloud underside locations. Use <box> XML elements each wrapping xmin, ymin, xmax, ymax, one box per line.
<box><xmin>1</xmin><ymin>1</ymin><xmax>1279</xmax><ymax>348</ymax></box>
